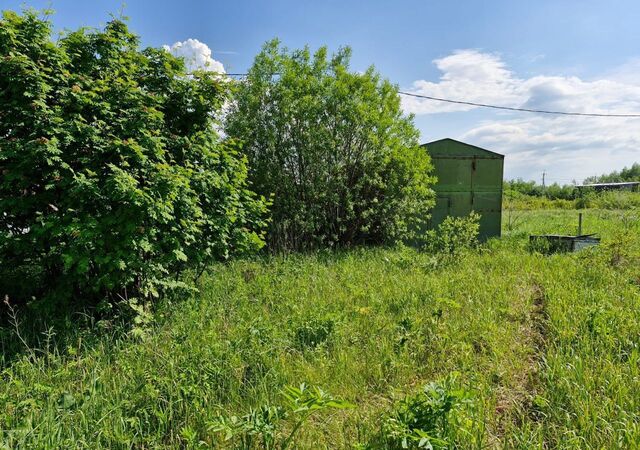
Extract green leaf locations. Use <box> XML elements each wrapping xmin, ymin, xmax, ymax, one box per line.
<box><xmin>173</xmin><ymin>249</ymin><xmax>188</xmax><ymax>262</ymax></box>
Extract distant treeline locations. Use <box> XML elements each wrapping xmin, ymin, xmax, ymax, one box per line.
<box><xmin>505</xmin><ymin>162</ymin><xmax>640</xmax><ymax>200</ymax></box>
<box><xmin>583</xmin><ymin>162</ymin><xmax>640</xmax><ymax>184</ymax></box>
<box><xmin>503</xmin><ymin>179</ymin><xmax>577</xmax><ymax>200</ymax></box>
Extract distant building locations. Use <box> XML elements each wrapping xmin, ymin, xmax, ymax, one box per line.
<box><xmin>576</xmin><ymin>182</ymin><xmax>640</xmax><ymax>192</ymax></box>
<box><xmin>421</xmin><ymin>138</ymin><xmax>504</xmax><ymax>241</ymax></box>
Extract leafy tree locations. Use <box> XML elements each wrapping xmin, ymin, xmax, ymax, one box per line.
<box><xmin>0</xmin><ymin>10</ymin><xmax>268</xmax><ymax>307</ymax></box>
<box><xmin>226</xmin><ymin>40</ymin><xmax>435</xmax><ymax>251</ymax></box>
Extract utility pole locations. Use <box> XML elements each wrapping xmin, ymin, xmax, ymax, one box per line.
<box><xmin>542</xmin><ymin>171</ymin><xmax>546</xmax><ymax>190</ymax></box>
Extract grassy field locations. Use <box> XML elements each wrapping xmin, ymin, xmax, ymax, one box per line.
<box><xmin>1</xmin><ymin>209</ymin><xmax>639</xmax><ymax>448</ymax></box>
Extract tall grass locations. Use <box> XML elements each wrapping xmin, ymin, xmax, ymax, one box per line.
<box><xmin>1</xmin><ymin>209</ymin><xmax>639</xmax><ymax>448</ymax></box>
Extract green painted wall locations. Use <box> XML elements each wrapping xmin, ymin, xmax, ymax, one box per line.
<box><xmin>423</xmin><ymin>139</ymin><xmax>504</xmax><ymax>241</ymax></box>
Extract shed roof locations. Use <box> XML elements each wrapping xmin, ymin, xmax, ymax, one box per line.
<box><xmin>421</xmin><ymin>138</ymin><xmax>504</xmax><ymax>159</ymax></box>
<box><xmin>577</xmin><ymin>181</ymin><xmax>640</xmax><ymax>188</ymax></box>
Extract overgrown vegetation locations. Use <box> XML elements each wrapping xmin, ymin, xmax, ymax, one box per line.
<box><xmin>2</xmin><ymin>209</ymin><xmax>639</xmax><ymax>448</ymax></box>
<box><xmin>503</xmin><ymin>176</ymin><xmax>640</xmax><ymax>212</ymax></box>
<box><xmin>369</xmin><ymin>374</ymin><xmax>482</xmax><ymax>449</ymax></box>
<box><xmin>504</xmin><ymin>179</ymin><xmax>578</xmax><ymax>201</ymax></box>
<box><xmin>0</xmin><ymin>11</ymin><xmax>267</xmax><ymax>308</ymax></box>
<box><xmin>208</xmin><ymin>384</ymin><xmax>353</xmax><ymax>449</ymax></box>
<box><xmin>2</xmin><ymin>8</ymin><xmax>640</xmax><ymax>450</ymax></box>
<box><xmin>423</xmin><ymin>212</ymin><xmax>480</xmax><ymax>255</ymax></box>
<box><xmin>225</xmin><ymin>40</ymin><xmax>435</xmax><ymax>251</ymax></box>
<box><xmin>504</xmin><ymin>189</ymin><xmax>640</xmax><ymax>211</ymax></box>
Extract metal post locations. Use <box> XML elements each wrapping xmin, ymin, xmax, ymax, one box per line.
<box><xmin>577</xmin><ymin>213</ymin><xmax>583</xmax><ymax>236</ymax></box>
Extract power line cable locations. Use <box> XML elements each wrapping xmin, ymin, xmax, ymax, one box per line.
<box><xmin>204</xmin><ymin>72</ymin><xmax>640</xmax><ymax>117</ymax></box>
<box><xmin>398</xmin><ymin>91</ymin><xmax>640</xmax><ymax>117</ymax></box>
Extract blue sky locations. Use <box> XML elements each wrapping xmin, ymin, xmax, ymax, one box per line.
<box><xmin>5</xmin><ymin>0</ymin><xmax>640</xmax><ymax>182</ymax></box>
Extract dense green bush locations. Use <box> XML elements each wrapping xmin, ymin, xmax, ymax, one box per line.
<box><xmin>0</xmin><ymin>11</ymin><xmax>267</xmax><ymax>307</ymax></box>
<box><xmin>424</xmin><ymin>213</ymin><xmax>480</xmax><ymax>255</ymax></box>
<box><xmin>226</xmin><ymin>40</ymin><xmax>435</xmax><ymax>251</ymax></box>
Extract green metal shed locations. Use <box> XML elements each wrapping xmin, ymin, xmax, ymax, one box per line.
<box><xmin>422</xmin><ymin>138</ymin><xmax>504</xmax><ymax>241</ymax></box>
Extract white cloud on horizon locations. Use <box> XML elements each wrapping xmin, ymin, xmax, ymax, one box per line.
<box><xmin>163</xmin><ymin>38</ymin><xmax>225</xmax><ymax>73</ymax></box>
<box><xmin>404</xmin><ymin>50</ymin><xmax>640</xmax><ymax>181</ymax></box>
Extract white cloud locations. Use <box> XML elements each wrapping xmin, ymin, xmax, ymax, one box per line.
<box><xmin>604</xmin><ymin>58</ymin><xmax>640</xmax><ymax>86</ymax></box>
<box><xmin>403</xmin><ymin>50</ymin><xmax>525</xmax><ymax>114</ymax></box>
<box><xmin>163</xmin><ymin>39</ymin><xmax>225</xmax><ymax>73</ymax></box>
<box><xmin>404</xmin><ymin>51</ymin><xmax>640</xmax><ymax>181</ymax></box>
